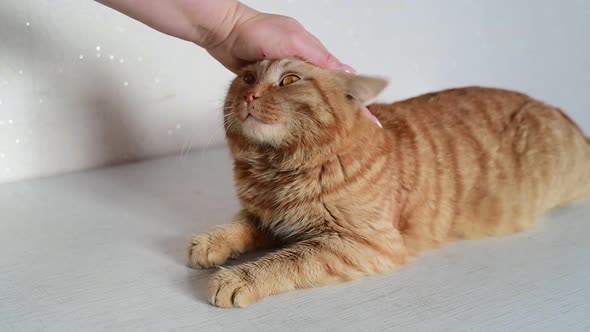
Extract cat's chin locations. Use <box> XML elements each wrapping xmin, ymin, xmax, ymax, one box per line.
<box><xmin>241</xmin><ymin>118</ymin><xmax>287</xmax><ymax>146</ymax></box>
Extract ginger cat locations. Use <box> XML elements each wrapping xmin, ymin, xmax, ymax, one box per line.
<box><xmin>188</xmin><ymin>58</ymin><xmax>590</xmax><ymax>308</ymax></box>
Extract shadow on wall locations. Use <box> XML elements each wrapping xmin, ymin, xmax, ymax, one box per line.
<box><xmin>0</xmin><ymin>10</ymin><xmax>147</xmax><ymax>173</ymax></box>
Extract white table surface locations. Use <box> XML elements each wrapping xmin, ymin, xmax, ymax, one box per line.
<box><xmin>1</xmin><ymin>148</ymin><xmax>589</xmax><ymax>331</ymax></box>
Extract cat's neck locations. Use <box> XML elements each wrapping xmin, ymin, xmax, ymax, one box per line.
<box><xmin>334</xmin><ymin>114</ymin><xmax>389</xmax><ymax>163</ymax></box>
<box><xmin>232</xmin><ymin>114</ymin><xmax>388</xmax><ymax>172</ymax></box>
<box><xmin>282</xmin><ymin>114</ymin><xmax>387</xmax><ymax>170</ymax></box>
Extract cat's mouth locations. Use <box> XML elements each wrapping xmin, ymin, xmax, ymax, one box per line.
<box><xmin>244</xmin><ymin>112</ymin><xmax>258</xmax><ymax>122</ymax></box>
<box><xmin>239</xmin><ymin>108</ymin><xmax>277</xmax><ymax>125</ymax></box>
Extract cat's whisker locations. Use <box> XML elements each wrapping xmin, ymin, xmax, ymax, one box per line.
<box><xmin>199</xmin><ymin>122</ymin><xmax>225</xmax><ymax>156</ymax></box>
<box><xmin>178</xmin><ymin>98</ymin><xmax>228</xmax><ymax>161</ymax></box>
<box><xmin>182</xmin><ymin>127</ymin><xmax>200</xmax><ymax>159</ymax></box>
<box><xmin>224</xmin><ymin>118</ymin><xmax>238</xmax><ymax>135</ymax></box>
<box><xmin>179</xmin><ymin>127</ymin><xmax>199</xmax><ymax>161</ymax></box>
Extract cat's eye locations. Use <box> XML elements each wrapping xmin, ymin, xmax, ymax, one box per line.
<box><xmin>279</xmin><ymin>74</ymin><xmax>300</xmax><ymax>86</ymax></box>
<box><xmin>243</xmin><ymin>72</ymin><xmax>256</xmax><ymax>85</ymax></box>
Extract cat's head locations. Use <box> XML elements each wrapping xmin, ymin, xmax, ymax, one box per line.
<box><xmin>223</xmin><ymin>58</ymin><xmax>387</xmax><ymax>155</ymax></box>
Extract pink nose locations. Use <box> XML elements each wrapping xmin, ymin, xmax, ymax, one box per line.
<box><xmin>245</xmin><ymin>91</ymin><xmax>259</xmax><ymax>104</ymax></box>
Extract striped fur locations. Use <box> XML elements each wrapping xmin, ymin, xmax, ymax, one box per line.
<box><xmin>188</xmin><ymin>59</ymin><xmax>590</xmax><ymax>308</ymax></box>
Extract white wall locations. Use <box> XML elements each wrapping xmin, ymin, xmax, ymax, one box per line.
<box><xmin>1</xmin><ymin>0</ymin><xmax>589</xmax><ymax>183</ymax></box>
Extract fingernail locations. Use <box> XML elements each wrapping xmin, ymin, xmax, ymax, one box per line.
<box><xmin>340</xmin><ymin>64</ymin><xmax>356</xmax><ymax>74</ymax></box>
<box><xmin>361</xmin><ymin>106</ymin><xmax>382</xmax><ymax>128</ymax></box>
<box><xmin>371</xmin><ymin>112</ymin><xmax>383</xmax><ymax>128</ymax></box>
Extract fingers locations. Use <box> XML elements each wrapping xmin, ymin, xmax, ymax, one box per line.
<box><xmin>361</xmin><ymin>106</ymin><xmax>383</xmax><ymax>128</ymax></box>
<box><xmin>211</xmin><ymin>12</ymin><xmax>357</xmax><ymax>75</ymax></box>
<box><xmin>207</xmin><ymin>48</ymin><xmax>247</xmax><ymax>75</ymax></box>
<box><xmin>291</xmin><ymin>29</ymin><xmax>355</xmax><ymax>73</ymax></box>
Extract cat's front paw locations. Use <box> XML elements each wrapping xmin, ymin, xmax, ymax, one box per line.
<box><xmin>208</xmin><ymin>268</ymin><xmax>260</xmax><ymax>308</ymax></box>
<box><xmin>187</xmin><ymin>233</ymin><xmax>236</xmax><ymax>269</ymax></box>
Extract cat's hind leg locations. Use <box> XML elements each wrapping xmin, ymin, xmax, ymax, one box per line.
<box><xmin>187</xmin><ymin>210</ymin><xmax>276</xmax><ymax>268</ymax></box>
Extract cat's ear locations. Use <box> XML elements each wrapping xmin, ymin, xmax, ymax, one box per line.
<box><xmin>344</xmin><ymin>74</ymin><xmax>389</xmax><ymax>104</ymax></box>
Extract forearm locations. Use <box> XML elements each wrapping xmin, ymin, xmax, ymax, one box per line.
<box><xmin>96</xmin><ymin>0</ymin><xmax>256</xmax><ymax>48</ymax></box>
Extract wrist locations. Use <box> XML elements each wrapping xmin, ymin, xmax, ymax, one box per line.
<box><xmin>194</xmin><ymin>1</ymin><xmax>257</xmax><ymax>50</ymax></box>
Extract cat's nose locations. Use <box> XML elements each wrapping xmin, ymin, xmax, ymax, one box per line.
<box><xmin>245</xmin><ymin>91</ymin><xmax>260</xmax><ymax>104</ymax></box>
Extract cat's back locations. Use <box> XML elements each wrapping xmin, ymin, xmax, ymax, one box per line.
<box><xmin>367</xmin><ymin>86</ymin><xmax>590</xmax><ymax>245</ymax></box>
<box><xmin>369</xmin><ymin>86</ymin><xmax>532</xmax><ymax>131</ymax></box>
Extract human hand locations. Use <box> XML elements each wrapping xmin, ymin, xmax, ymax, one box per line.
<box><xmin>206</xmin><ymin>8</ymin><xmax>355</xmax><ymax>74</ymax></box>
<box><xmin>206</xmin><ymin>4</ymin><xmax>381</xmax><ymax>127</ymax></box>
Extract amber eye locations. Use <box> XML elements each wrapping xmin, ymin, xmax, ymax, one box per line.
<box><xmin>243</xmin><ymin>72</ymin><xmax>256</xmax><ymax>85</ymax></box>
<box><xmin>279</xmin><ymin>74</ymin><xmax>300</xmax><ymax>86</ymax></box>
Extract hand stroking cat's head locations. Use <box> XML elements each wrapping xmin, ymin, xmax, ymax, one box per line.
<box><xmin>223</xmin><ymin>58</ymin><xmax>387</xmax><ymax>152</ymax></box>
